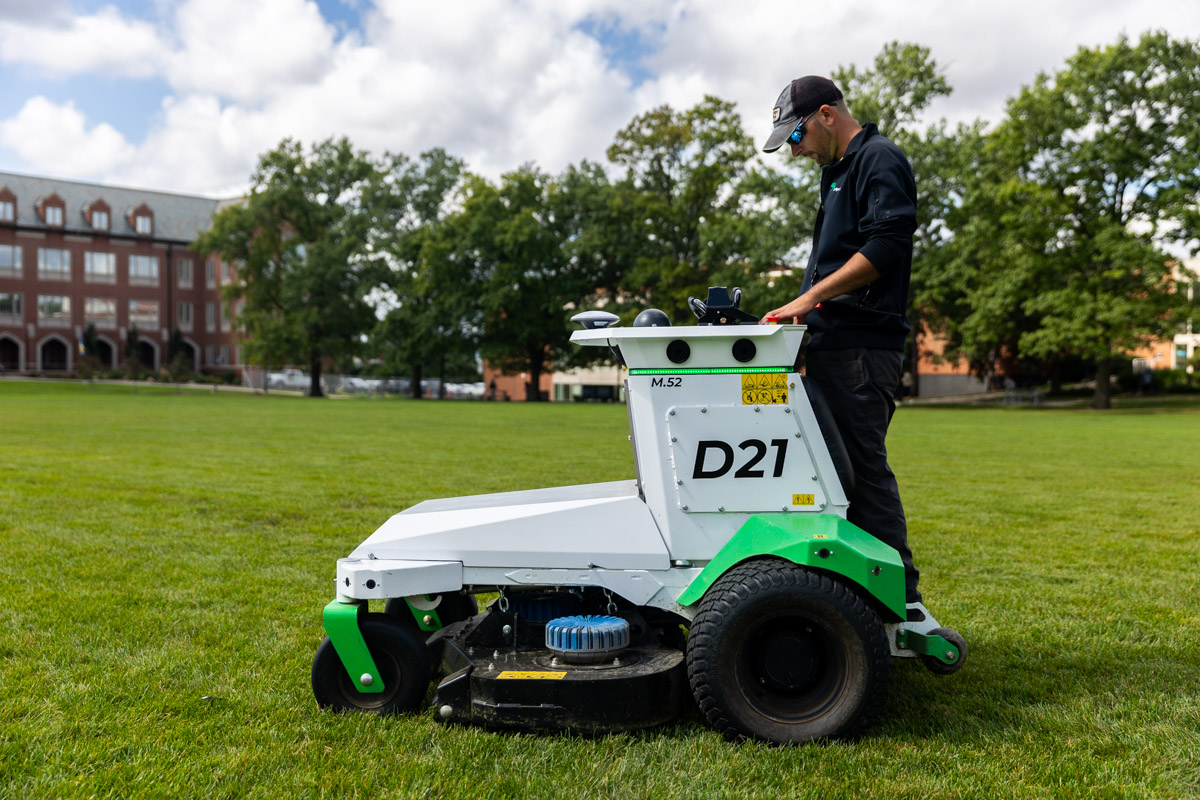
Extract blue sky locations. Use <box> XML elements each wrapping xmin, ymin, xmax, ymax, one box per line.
<box><xmin>0</xmin><ymin>0</ymin><xmax>1197</xmax><ymax>196</ymax></box>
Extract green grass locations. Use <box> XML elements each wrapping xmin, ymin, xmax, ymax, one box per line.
<box><xmin>1</xmin><ymin>381</ymin><xmax>1198</xmax><ymax>799</ymax></box>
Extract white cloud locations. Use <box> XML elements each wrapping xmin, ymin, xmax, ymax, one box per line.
<box><xmin>0</xmin><ymin>5</ymin><xmax>165</xmax><ymax>78</ymax></box>
<box><xmin>165</xmin><ymin>0</ymin><xmax>340</xmax><ymax>104</ymax></box>
<box><xmin>1</xmin><ymin>0</ymin><xmax>1200</xmax><ymax>195</ymax></box>
<box><xmin>0</xmin><ymin>97</ymin><xmax>136</xmax><ymax>177</ymax></box>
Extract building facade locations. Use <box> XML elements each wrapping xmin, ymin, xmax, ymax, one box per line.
<box><xmin>0</xmin><ymin>171</ymin><xmax>240</xmax><ymax>375</ymax></box>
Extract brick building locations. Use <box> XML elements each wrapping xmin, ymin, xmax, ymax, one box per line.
<box><xmin>0</xmin><ymin>171</ymin><xmax>240</xmax><ymax>375</ymax></box>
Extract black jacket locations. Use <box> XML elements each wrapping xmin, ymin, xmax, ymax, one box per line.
<box><xmin>800</xmin><ymin>123</ymin><xmax>916</xmax><ymax>352</ymax></box>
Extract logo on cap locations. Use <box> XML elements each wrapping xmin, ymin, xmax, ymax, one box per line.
<box><xmin>772</xmin><ymin>107</ymin><xmax>781</xmax><ymax>122</ymax></box>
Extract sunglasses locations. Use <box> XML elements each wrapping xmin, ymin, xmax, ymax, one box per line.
<box><xmin>787</xmin><ymin>110</ymin><xmax>819</xmax><ymax>145</ymax></box>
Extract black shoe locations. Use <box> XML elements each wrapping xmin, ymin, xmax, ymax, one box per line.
<box><xmin>906</xmin><ymin>607</ymin><xmax>926</xmax><ymax>623</ymax></box>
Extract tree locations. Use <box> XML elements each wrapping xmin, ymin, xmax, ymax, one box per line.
<box><xmin>948</xmin><ymin>32</ymin><xmax>1200</xmax><ymax>407</ymax></box>
<box><xmin>607</xmin><ymin>96</ymin><xmax>757</xmax><ymax>322</ymax></box>
<box><xmin>124</xmin><ymin>324</ymin><xmax>144</xmax><ymax>379</ymax></box>
<box><xmin>368</xmin><ymin>149</ymin><xmax>476</xmax><ymax>399</ymax></box>
<box><xmin>462</xmin><ymin>167</ymin><xmax>608</xmax><ymax>400</ymax></box>
<box><xmin>194</xmin><ymin>138</ymin><xmax>381</xmax><ymax>397</ymax></box>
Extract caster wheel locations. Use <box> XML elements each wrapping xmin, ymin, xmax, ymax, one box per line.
<box><xmin>686</xmin><ymin>559</ymin><xmax>891</xmax><ymax>743</ymax></box>
<box><xmin>920</xmin><ymin>627</ymin><xmax>967</xmax><ymax>676</ymax></box>
<box><xmin>312</xmin><ymin>613</ymin><xmax>429</xmax><ymax>714</ymax></box>
<box><xmin>384</xmin><ymin>593</ymin><xmax>477</xmax><ymax>639</ymax></box>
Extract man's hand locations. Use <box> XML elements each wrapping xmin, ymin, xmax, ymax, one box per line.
<box><xmin>761</xmin><ymin>252</ymin><xmax>881</xmax><ymax>325</ymax></box>
<box><xmin>761</xmin><ymin>292</ymin><xmax>818</xmax><ymax>324</ymax></box>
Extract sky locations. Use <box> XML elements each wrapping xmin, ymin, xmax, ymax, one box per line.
<box><xmin>0</xmin><ymin>0</ymin><xmax>1198</xmax><ymax>198</ymax></box>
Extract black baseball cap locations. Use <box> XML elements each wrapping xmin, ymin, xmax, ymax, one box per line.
<box><xmin>762</xmin><ymin>75</ymin><xmax>844</xmax><ymax>152</ymax></box>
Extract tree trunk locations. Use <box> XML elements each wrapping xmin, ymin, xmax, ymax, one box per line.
<box><xmin>1092</xmin><ymin>356</ymin><xmax>1112</xmax><ymax>409</ymax></box>
<box><xmin>527</xmin><ymin>348</ymin><xmax>543</xmax><ymax>402</ymax></box>
<box><xmin>438</xmin><ymin>354</ymin><xmax>447</xmax><ymax>399</ymax></box>
<box><xmin>907</xmin><ymin>332</ymin><xmax>921</xmax><ymax>398</ymax></box>
<box><xmin>1049</xmin><ymin>359</ymin><xmax>1062</xmax><ymax>394</ymax></box>
<box><xmin>310</xmin><ymin>353</ymin><xmax>324</xmax><ymax>397</ymax></box>
<box><xmin>410</xmin><ymin>363</ymin><xmax>423</xmax><ymax>399</ymax></box>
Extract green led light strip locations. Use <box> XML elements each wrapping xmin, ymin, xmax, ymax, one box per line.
<box><xmin>628</xmin><ymin>367</ymin><xmax>791</xmax><ymax>375</ymax></box>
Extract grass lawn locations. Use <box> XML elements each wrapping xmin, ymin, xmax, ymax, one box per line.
<box><xmin>1</xmin><ymin>381</ymin><xmax>1198</xmax><ymax>799</ymax></box>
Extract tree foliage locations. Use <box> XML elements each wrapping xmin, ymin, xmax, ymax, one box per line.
<box><xmin>607</xmin><ymin>96</ymin><xmax>757</xmax><ymax>322</ymax></box>
<box><xmin>938</xmin><ymin>31</ymin><xmax>1199</xmax><ymax>407</ymax></box>
<box><xmin>195</xmin><ymin>137</ymin><xmax>380</xmax><ymax>397</ymax></box>
<box><xmin>369</xmin><ymin>149</ymin><xmax>475</xmax><ymax>397</ymax></box>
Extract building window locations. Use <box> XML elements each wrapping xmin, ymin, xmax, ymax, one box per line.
<box><xmin>135</xmin><ymin>214</ymin><xmax>152</xmax><ymax>235</ymax></box>
<box><xmin>128</xmin><ymin>299</ymin><xmax>159</xmax><ymax>328</ymax></box>
<box><xmin>219</xmin><ymin>302</ymin><xmax>231</xmax><ymax>332</ymax></box>
<box><xmin>84</xmin><ymin>252</ymin><xmax>117</xmax><ymax>284</ymax></box>
<box><xmin>177</xmin><ymin>258</ymin><xmax>194</xmax><ymax>289</ymax></box>
<box><xmin>220</xmin><ymin>261</ymin><xmax>232</xmax><ymax>286</ymax></box>
<box><xmin>38</xmin><ymin>295</ymin><xmax>71</xmax><ymax>326</ymax></box>
<box><xmin>37</xmin><ymin>248</ymin><xmax>71</xmax><ymax>280</ymax></box>
<box><xmin>91</xmin><ymin>209</ymin><xmax>109</xmax><ymax>230</ymax></box>
<box><xmin>0</xmin><ymin>292</ymin><xmax>21</xmax><ymax>322</ymax></box>
<box><xmin>205</xmin><ymin>345</ymin><xmax>214</xmax><ymax>366</ymax></box>
<box><xmin>0</xmin><ymin>200</ymin><xmax>13</xmax><ymax>222</ymax></box>
<box><xmin>178</xmin><ymin>301</ymin><xmax>193</xmax><ymax>332</ymax></box>
<box><xmin>218</xmin><ymin>345</ymin><xmax>229</xmax><ymax>365</ymax></box>
<box><xmin>206</xmin><ymin>302</ymin><xmax>216</xmax><ymax>333</ymax></box>
<box><xmin>0</xmin><ymin>244</ymin><xmax>21</xmax><ymax>278</ymax></box>
<box><xmin>129</xmin><ymin>254</ymin><xmax>159</xmax><ymax>287</ymax></box>
<box><xmin>44</xmin><ymin>205</ymin><xmax>64</xmax><ymax>226</ymax></box>
<box><xmin>206</xmin><ymin>259</ymin><xmax>216</xmax><ymax>289</ymax></box>
<box><xmin>84</xmin><ymin>297</ymin><xmax>117</xmax><ymax>327</ymax></box>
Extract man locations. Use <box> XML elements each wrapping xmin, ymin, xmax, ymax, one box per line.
<box><xmin>761</xmin><ymin>75</ymin><xmax>922</xmax><ymax>608</ymax></box>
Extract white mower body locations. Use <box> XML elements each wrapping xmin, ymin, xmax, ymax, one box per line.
<box><xmin>334</xmin><ymin>322</ymin><xmax>852</xmax><ymax>617</ymax></box>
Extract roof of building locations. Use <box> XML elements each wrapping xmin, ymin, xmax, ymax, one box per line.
<box><xmin>0</xmin><ymin>170</ymin><xmax>230</xmax><ymax>243</ymax></box>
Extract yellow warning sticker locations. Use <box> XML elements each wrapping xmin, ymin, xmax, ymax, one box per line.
<box><xmin>496</xmin><ymin>671</ymin><xmax>567</xmax><ymax>680</ymax></box>
<box><xmin>741</xmin><ymin>373</ymin><xmax>789</xmax><ymax>405</ymax></box>
<box><xmin>812</xmin><ymin>533</ymin><xmax>829</xmax><ymax>539</ymax></box>
<box><xmin>792</xmin><ymin>494</ymin><xmax>816</xmax><ymax>506</ymax></box>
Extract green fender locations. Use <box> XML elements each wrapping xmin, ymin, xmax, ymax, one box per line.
<box><xmin>675</xmin><ymin>514</ymin><xmax>907</xmax><ymax>621</ymax></box>
<box><xmin>322</xmin><ymin>600</ymin><xmax>384</xmax><ymax>694</ymax></box>
<box><xmin>322</xmin><ymin>596</ymin><xmax>450</xmax><ymax>694</ymax></box>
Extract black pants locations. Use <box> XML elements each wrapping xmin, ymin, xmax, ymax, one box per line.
<box><xmin>805</xmin><ymin>347</ymin><xmax>920</xmax><ymax>603</ymax></box>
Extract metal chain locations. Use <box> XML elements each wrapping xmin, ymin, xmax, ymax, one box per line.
<box><xmin>603</xmin><ymin>587</ymin><xmax>618</xmax><ymax>615</ymax></box>
<box><xmin>498</xmin><ymin>587</ymin><xmax>509</xmax><ymax>613</ymax></box>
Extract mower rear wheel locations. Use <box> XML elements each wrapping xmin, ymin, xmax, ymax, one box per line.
<box><xmin>686</xmin><ymin>560</ymin><xmax>890</xmax><ymax>743</ymax></box>
<box><xmin>920</xmin><ymin>627</ymin><xmax>967</xmax><ymax>676</ymax></box>
<box><xmin>384</xmin><ymin>593</ymin><xmax>478</xmax><ymax>639</ymax></box>
<box><xmin>311</xmin><ymin>614</ymin><xmax>429</xmax><ymax>714</ymax></box>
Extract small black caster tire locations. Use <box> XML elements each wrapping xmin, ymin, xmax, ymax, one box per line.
<box><xmin>920</xmin><ymin>627</ymin><xmax>967</xmax><ymax>676</ymax></box>
<box><xmin>686</xmin><ymin>559</ymin><xmax>891</xmax><ymax>743</ymax></box>
<box><xmin>384</xmin><ymin>593</ymin><xmax>477</xmax><ymax>639</ymax></box>
<box><xmin>312</xmin><ymin>613</ymin><xmax>430</xmax><ymax>714</ymax></box>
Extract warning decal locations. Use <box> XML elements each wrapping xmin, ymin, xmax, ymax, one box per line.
<box><xmin>496</xmin><ymin>671</ymin><xmax>567</xmax><ymax>680</ymax></box>
<box><xmin>792</xmin><ymin>494</ymin><xmax>816</xmax><ymax>506</ymax></box>
<box><xmin>741</xmin><ymin>373</ymin><xmax>789</xmax><ymax>405</ymax></box>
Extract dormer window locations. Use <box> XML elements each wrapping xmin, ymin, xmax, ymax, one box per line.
<box><xmin>39</xmin><ymin>194</ymin><xmax>65</xmax><ymax>227</ymax></box>
<box><xmin>128</xmin><ymin>203</ymin><xmax>155</xmax><ymax>236</ymax></box>
<box><xmin>87</xmin><ymin>199</ymin><xmax>112</xmax><ymax>232</ymax></box>
<box><xmin>0</xmin><ymin>188</ymin><xmax>14</xmax><ymax>223</ymax></box>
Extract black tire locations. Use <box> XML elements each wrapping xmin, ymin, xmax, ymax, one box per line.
<box><xmin>920</xmin><ymin>627</ymin><xmax>967</xmax><ymax>676</ymax></box>
<box><xmin>686</xmin><ymin>560</ymin><xmax>890</xmax><ymax>743</ymax></box>
<box><xmin>384</xmin><ymin>593</ymin><xmax>477</xmax><ymax>639</ymax></box>
<box><xmin>311</xmin><ymin>613</ymin><xmax>430</xmax><ymax>714</ymax></box>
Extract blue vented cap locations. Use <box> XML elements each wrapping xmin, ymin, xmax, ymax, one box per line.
<box><xmin>545</xmin><ymin>615</ymin><xmax>630</xmax><ymax>664</ymax></box>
